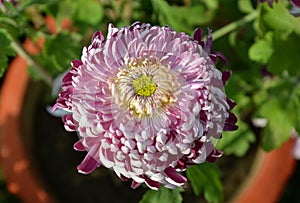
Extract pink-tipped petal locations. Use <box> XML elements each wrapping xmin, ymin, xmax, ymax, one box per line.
<box><xmin>77</xmin><ymin>155</ymin><xmax>101</xmax><ymax>174</ymax></box>
<box><xmin>222</xmin><ymin>70</ymin><xmax>232</xmax><ymax>85</ymax></box>
<box><xmin>227</xmin><ymin>98</ymin><xmax>237</xmax><ymax>110</ymax></box>
<box><xmin>73</xmin><ymin>140</ymin><xmax>86</xmax><ymax>151</ymax></box>
<box><xmin>227</xmin><ymin>112</ymin><xmax>238</xmax><ymax>125</ymax></box>
<box><xmin>131</xmin><ymin>180</ymin><xmax>142</xmax><ymax>189</ymax></box>
<box><xmin>52</xmin><ymin>103</ymin><xmax>59</xmax><ymax>112</ymax></box>
<box><xmin>213</xmin><ymin>51</ymin><xmax>228</xmax><ymax>64</ymax></box>
<box><xmin>224</xmin><ymin>123</ymin><xmax>239</xmax><ymax>131</ymax></box>
<box><xmin>204</xmin><ymin>28</ymin><xmax>213</xmax><ymax>52</ymax></box>
<box><xmin>92</xmin><ymin>31</ymin><xmax>104</xmax><ymax>42</ymax></box>
<box><xmin>206</xmin><ymin>149</ymin><xmax>223</xmax><ymax>162</ymax></box>
<box><xmin>144</xmin><ymin>176</ymin><xmax>160</xmax><ymax>190</ymax></box>
<box><xmin>164</xmin><ymin>167</ymin><xmax>187</xmax><ymax>184</ymax></box>
<box><xmin>224</xmin><ymin>112</ymin><xmax>238</xmax><ymax>131</ymax></box>
<box><xmin>193</xmin><ymin>28</ymin><xmax>204</xmax><ymax>45</ymax></box>
<box><xmin>62</xmin><ymin>114</ymin><xmax>76</xmax><ymax>131</ymax></box>
<box><xmin>71</xmin><ymin>60</ymin><xmax>83</xmax><ymax>68</ymax></box>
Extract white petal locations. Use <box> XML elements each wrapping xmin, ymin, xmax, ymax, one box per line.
<box><xmin>158</xmin><ymin>153</ymin><xmax>168</xmax><ymax>161</ymax></box>
<box><xmin>99</xmin><ymin>148</ymin><xmax>114</xmax><ymax>168</ymax></box>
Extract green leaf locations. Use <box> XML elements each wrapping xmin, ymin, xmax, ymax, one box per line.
<box><xmin>248</xmin><ymin>32</ymin><xmax>273</xmax><ymax>64</ymax></box>
<box><xmin>43</xmin><ymin>32</ymin><xmax>81</xmax><ymax>73</ymax></box>
<box><xmin>289</xmin><ymin>88</ymin><xmax>300</xmax><ymax>134</ymax></box>
<box><xmin>0</xmin><ymin>17</ymin><xmax>20</xmax><ymax>39</ymax></box>
<box><xmin>139</xmin><ymin>187</ymin><xmax>183</xmax><ymax>203</ymax></box>
<box><xmin>268</xmin><ymin>33</ymin><xmax>300</xmax><ymax>76</ymax></box>
<box><xmin>151</xmin><ymin>0</ymin><xmax>217</xmax><ymax>34</ymax></box>
<box><xmin>261</xmin><ymin>2</ymin><xmax>300</xmax><ymax>35</ymax></box>
<box><xmin>0</xmin><ymin>29</ymin><xmax>15</xmax><ymax>77</ymax></box>
<box><xmin>217</xmin><ymin>120</ymin><xmax>256</xmax><ymax>157</ymax></box>
<box><xmin>238</xmin><ymin>0</ymin><xmax>254</xmax><ymax>13</ymax></box>
<box><xmin>274</xmin><ymin>78</ymin><xmax>300</xmax><ymax>136</ymax></box>
<box><xmin>73</xmin><ymin>0</ymin><xmax>103</xmax><ymax>26</ymax></box>
<box><xmin>253</xmin><ymin>75</ymin><xmax>300</xmax><ymax>151</ymax></box>
<box><xmin>45</xmin><ymin>0</ymin><xmax>103</xmax><ymax>30</ymax></box>
<box><xmin>259</xmin><ymin>96</ymin><xmax>293</xmax><ymax>151</ymax></box>
<box><xmin>200</xmin><ymin>0</ymin><xmax>219</xmax><ymax>10</ymax></box>
<box><xmin>186</xmin><ymin>163</ymin><xmax>223</xmax><ymax>203</ymax></box>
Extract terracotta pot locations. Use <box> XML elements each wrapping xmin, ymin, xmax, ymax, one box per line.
<box><xmin>230</xmin><ymin>138</ymin><xmax>297</xmax><ymax>203</ymax></box>
<box><xmin>0</xmin><ymin>17</ymin><xmax>72</xmax><ymax>203</ymax></box>
<box><xmin>0</xmin><ymin>39</ymin><xmax>57</xmax><ymax>203</ymax></box>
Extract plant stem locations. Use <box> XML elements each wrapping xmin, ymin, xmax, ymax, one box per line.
<box><xmin>10</xmin><ymin>40</ymin><xmax>53</xmax><ymax>86</ymax></box>
<box><xmin>211</xmin><ymin>11</ymin><xmax>259</xmax><ymax>41</ymax></box>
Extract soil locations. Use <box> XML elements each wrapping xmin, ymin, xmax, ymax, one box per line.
<box><xmin>20</xmin><ymin>81</ymin><xmax>259</xmax><ymax>203</ymax></box>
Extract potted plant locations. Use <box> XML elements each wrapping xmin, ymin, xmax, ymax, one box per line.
<box><xmin>0</xmin><ymin>0</ymin><xmax>299</xmax><ymax>203</ymax></box>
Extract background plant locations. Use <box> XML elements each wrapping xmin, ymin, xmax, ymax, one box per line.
<box><xmin>1</xmin><ymin>0</ymin><xmax>299</xmax><ymax>202</ymax></box>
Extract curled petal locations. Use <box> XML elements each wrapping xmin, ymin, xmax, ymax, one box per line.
<box><xmin>226</xmin><ymin>112</ymin><xmax>238</xmax><ymax>125</ymax></box>
<box><xmin>212</xmin><ymin>51</ymin><xmax>228</xmax><ymax>64</ymax></box>
<box><xmin>222</xmin><ymin>70</ymin><xmax>232</xmax><ymax>85</ymax></box>
<box><xmin>206</xmin><ymin>149</ymin><xmax>223</xmax><ymax>162</ymax></box>
<box><xmin>131</xmin><ymin>180</ymin><xmax>142</xmax><ymax>189</ymax></box>
<box><xmin>164</xmin><ymin>167</ymin><xmax>187</xmax><ymax>184</ymax></box>
<box><xmin>193</xmin><ymin>28</ymin><xmax>204</xmax><ymax>46</ymax></box>
<box><xmin>224</xmin><ymin>112</ymin><xmax>238</xmax><ymax>131</ymax></box>
<box><xmin>77</xmin><ymin>154</ymin><xmax>101</xmax><ymax>174</ymax></box>
<box><xmin>144</xmin><ymin>176</ymin><xmax>160</xmax><ymax>190</ymax></box>
<box><xmin>74</xmin><ymin>140</ymin><xmax>86</xmax><ymax>151</ymax></box>
<box><xmin>204</xmin><ymin>28</ymin><xmax>213</xmax><ymax>53</ymax></box>
<box><xmin>227</xmin><ymin>98</ymin><xmax>237</xmax><ymax>110</ymax></box>
<box><xmin>62</xmin><ymin>114</ymin><xmax>77</xmax><ymax>131</ymax></box>
<box><xmin>71</xmin><ymin>60</ymin><xmax>83</xmax><ymax>68</ymax></box>
<box><xmin>224</xmin><ymin>123</ymin><xmax>239</xmax><ymax>131</ymax></box>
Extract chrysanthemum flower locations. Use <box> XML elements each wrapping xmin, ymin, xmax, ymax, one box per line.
<box><xmin>54</xmin><ymin>22</ymin><xmax>237</xmax><ymax>190</ymax></box>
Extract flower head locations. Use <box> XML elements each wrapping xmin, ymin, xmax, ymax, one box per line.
<box><xmin>54</xmin><ymin>22</ymin><xmax>237</xmax><ymax>190</ymax></box>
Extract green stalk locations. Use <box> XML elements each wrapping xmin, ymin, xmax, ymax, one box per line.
<box><xmin>211</xmin><ymin>11</ymin><xmax>259</xmax><ymax>41</ymax></box>
<box><xmin>10</xmin><ymin>40</ymin><xmax>53</xmax><ymax>86</ymax></box>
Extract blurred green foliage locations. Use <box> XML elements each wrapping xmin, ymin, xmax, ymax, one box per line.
<box><xmin>0</xmin><ymin>30</ymin><xmax>15</xmax><ymax>77</ymax></box>
<box><xmin>187</xmin><ymin>163</ymin><xmax>223</xmax><ymax>203</ymax></box>
<box><xmin>140</xmin><ymin>186</ymin><xmax>183</xmax><ymax>203</ymax></box>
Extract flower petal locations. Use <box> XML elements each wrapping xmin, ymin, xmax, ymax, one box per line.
<box><xmin>77</xmin><ymin>154</ymin><xmax>101</xmax><ymax>174</ymax></box>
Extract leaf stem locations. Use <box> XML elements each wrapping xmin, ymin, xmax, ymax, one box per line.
<box><xmin>11</xmin><ymin>40</ymin><xmax>53</xmax><ymax>86</ymax></box>
<box><xmin>211</xmin><ymin>11</ymin><xmax>259</xmax><ymax>41</ymax></box>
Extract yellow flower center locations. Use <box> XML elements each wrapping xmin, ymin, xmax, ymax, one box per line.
<box><xmin>132</xmin><ymin>75</ymin><xmax>157</xmax><ymax>97</ymax></box>
<box><xmin>112</xmin><ymin>57</ymin><xmax>182</xmax><ymax>118</ymax></box>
